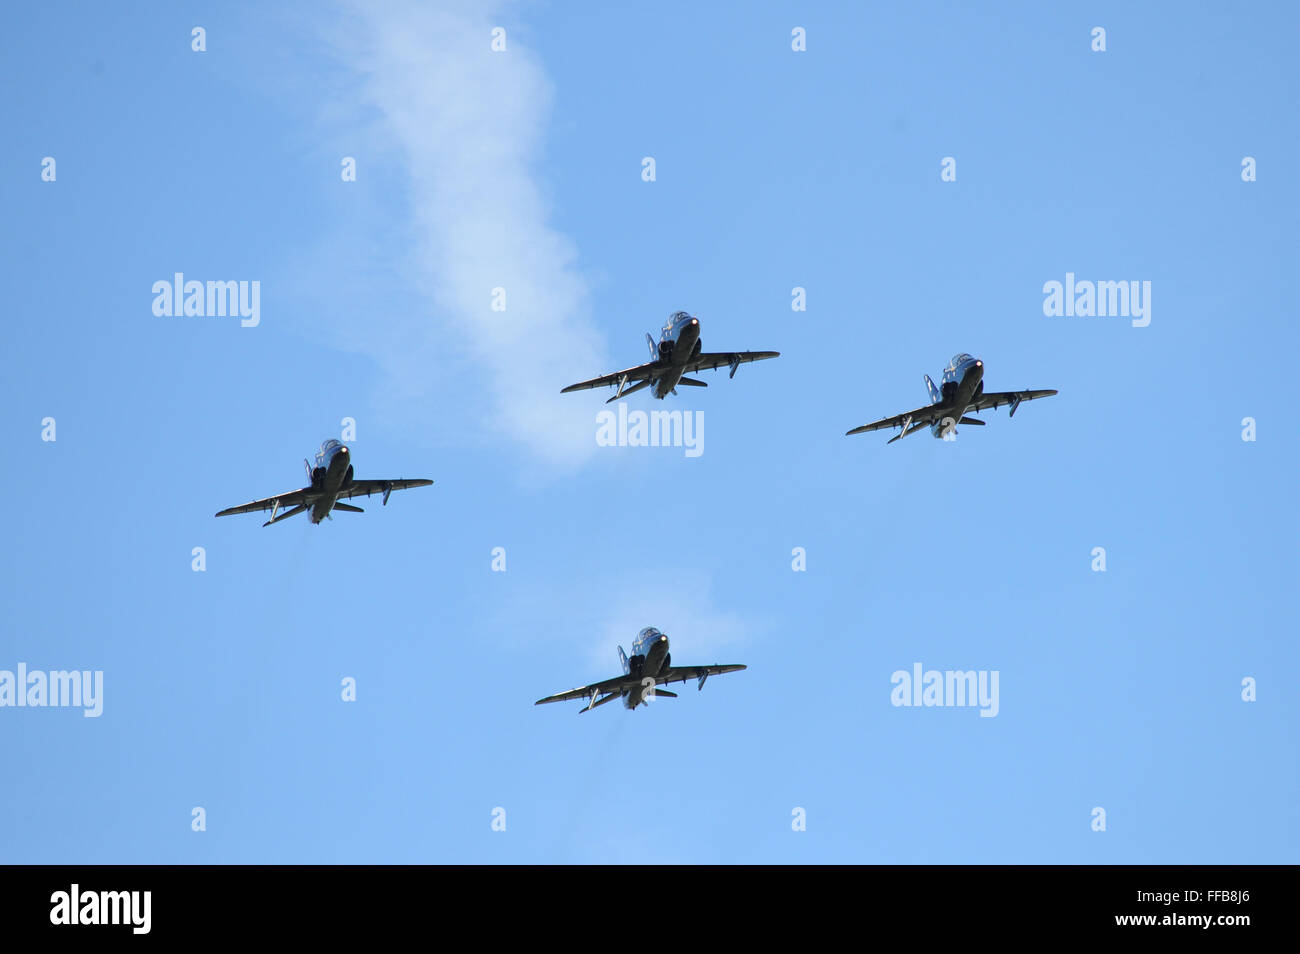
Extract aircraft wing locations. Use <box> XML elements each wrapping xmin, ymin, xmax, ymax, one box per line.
<box><xmin>215</xmin><ymin>488</ymin><xmax>311</xmax><ymax>517</ymax></box>
<box><xmin>560</xmin><ymin>362</ymin><xmax>659</xmax><ymax>393</ymax></box>
<box><xmin>969</xmin><ymin>389</ymin><xmax>1058</xmax><ymax>414</ymax></box>
<box><xmin>687</xmin><ymin>351</ymin><xmax>780</xmax><ymax>374</ymax></box>
<box><xmin>656</xmin><ymin>664</ymin><xmax>747</xmax><ymax>686</ymax></box>
<box><xmin>534</xmin><ymin>674</ymin><xmax>633</xmax><ymax>705</ymax></box>
<box><xmin>845</xmin><ymin>404</ymin><xmax>942</xmax><ymax>436</ymax></box>
<box><xmin>337</xmin><ymin>478</ymin><xmax>434</xmax><ymax>501</ymax></box>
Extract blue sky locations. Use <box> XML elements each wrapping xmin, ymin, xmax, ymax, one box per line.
<box><xmin>1</xmin><ymin>1</ymin><xmax>1296</xmax><ymax>863</ymax></box>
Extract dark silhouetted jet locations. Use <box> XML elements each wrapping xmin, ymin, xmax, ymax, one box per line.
<box><xmin>847</xmin><ymin>353</ymin><xmax>1058</xmax><ymax>443</ymax></box>
<box><xmin>215</xmin><ymin>439</ymin><xmax>432</xmax><ymax>526</ymax></box>
<box><xmin>535</xmin><ymin>627</ymin><xmax>746</xmax><ymax>713</ymax></box>
<box><xmin>562</xmin><ymin>311</ymin><xmax>778</xmax><ymax>402</ymax></box>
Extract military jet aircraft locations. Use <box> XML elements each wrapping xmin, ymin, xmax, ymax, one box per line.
<box><xmin>561</xmin><ymin>311</ymin><xmax>779</xmax><ymax>403</ymax></box>
<box><xmin>535</xmin><ymin>627</ymin><xmax>746</xmax><ymax>713</ymax></box>
<box><xmin>846</xmin><ymin>353</ymin><xmax>1058</xmax><ymax>443</ymax></box>
<box><xmin>215</xmin><ymin>439</ymin><xmax>432</xmax><ymax>526</ymax></box>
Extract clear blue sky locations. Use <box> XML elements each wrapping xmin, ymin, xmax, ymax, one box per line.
<box><xmin>2</xmin><ymin>1</ymin><xmax>1296</xmax><ymax>863</ymax></box>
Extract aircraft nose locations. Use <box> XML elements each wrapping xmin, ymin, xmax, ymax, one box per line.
<box><xmin>339</xmin><ymin>445</ymin><xmax>349</xmax><ymax>455</ymax></box>
<box><xmin>689</xmin><ymin>318</ymin><xmax>698</xmax><ymax>327</ymax></box>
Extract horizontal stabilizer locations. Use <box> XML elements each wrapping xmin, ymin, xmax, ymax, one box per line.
<box><xmin>958</xmin><ymin>416</ymin><xmax>985</xmax><ymax>426</ymax></box>
<box><xmin>262</xmin><ymin>504</ymin><xmax>307</xmax><ymax>527</ymax></box>
<box><xmin>580</xmin><ymin>692</ymin><xmax>623</xmax><ymax>714</ymax></box>
<box><xmin>332</xmin><ymin>502</ymin><xmax>364</xmax><ymax>513</ymax></box>
<box><xmin>605</xmin><ymin>378</ymin><xmax>652</xmax><ymax>403</ymax></box>
<box><xmin>886</xmin><ymin>421</ymin><xmax>930</xmax><ymax>444</ymax></box>
<box><xmin>652</xmin><ymin>688</ymin><xmax>678</xmax><ymax>698</ymax></box>
<box><xmin>676</xmin><ymin>377</ymin><xmax>707</xmax><ymax>388</ymax></box>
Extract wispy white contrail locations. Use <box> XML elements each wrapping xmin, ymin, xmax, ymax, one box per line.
<box><xmin>319</xmin><ymin>1</ymin><xmax>608</xmax><ymax>467</ymax></box>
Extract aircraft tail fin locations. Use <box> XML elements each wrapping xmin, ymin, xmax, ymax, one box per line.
<box><xmin>646</xmin><ymin>332</ymin><xmax>657</xmax><ymax>361</ymax></box>
<box><xmin>618</xmin><ymin>645</ymin><xmax>630</xmax><ymax>675</ymax></box>
<box><xmin>924</xmin><ymin>374</ymin><xmax>941</xmax><ymax>405</ymax></box>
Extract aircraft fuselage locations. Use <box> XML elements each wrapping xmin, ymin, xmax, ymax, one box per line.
<box><xmin>652</xmin><ymin>313</ymin><xmax>701</xmax><ymax>398</ymax></box>
<box><xmin>624</xmin><ymin>629</ymin><xmax>671</xmax><ymax>708</ymax></box>
<box><xmin>931</xmin><ymin>355</ymin><xmax>984</xmax><ymax>438</ymax></box>
<box><xmin>308</xmin><ymin>440</ymin><xmax>354</xmax><ymax>523</ymax></box>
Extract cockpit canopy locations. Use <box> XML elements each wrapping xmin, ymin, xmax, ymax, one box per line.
<box><xmin>633</xmin><ymin>626</ymin><xmax>665</xmax><ymax>654</ymax></box>
<box><xmin>316</xmin><ymin>439</ymin><xmax>343</xmax><ymax>467</ymax></box>
<box><xmin>945</xmin><ymin>353</ymin><xmax>975</xmax><ymax>373</ymax></box>
<box><xmin>663</xmin><ymin>311</ymin><xmax>691</xmax><ymax>332</ymax></box>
